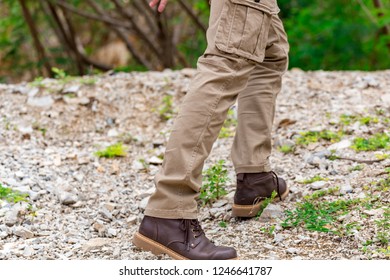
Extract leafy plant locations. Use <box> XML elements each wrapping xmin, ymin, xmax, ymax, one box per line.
<box><xmin>256</xmin><ymin>190</ymin><xmax>278</xmax><ymax>217</ymax></box>
<box><xmin>200</xmin><ymin>160</ymin><xmax>229</xmax><ymax>205</ymax></box>
<box><xmin>282</xmin><ymin>198</ymin><xmax>360</xmax><ymax>233</ymax></box>
<box><xmin>158</xmin><ymin>95</ymin><xmax>174</xmax><ymax>121</ymax></box>
<box><xmin>95</xmin><ymin>142</ymin><xmax>127</xmax><ymax>158</ymax></box>
<box><xmin>299</xmin><ymin>175</ymin><xmax>329</xmax><ymax>185</ymax></box>
<box><xmin>218</xmin><ymin>221</ymin><xmax>228</xmax><ymax>228</ymax></box>
<box><xmin>219</xmin><ymin>109</ymin><xmax>237</xmax><ymax>138</ymax></box>
<box><xmin>352</xmin><ymin>133</ymin><xmax>390</xmax><ymax>151</ymax></box>
<box><xmin>0</xmin><ymin>183</ymin><xmax>28</xmax><ymax>203</ymax></box>
<box><xmin>278</xmin><ymin>145</ymin><xmax>294</xmax><ymax>154</ymax></box>
<box><xmin>295</xmin><ymin>130</ymin><xmax>343</xmax><ymax>146</ymax></box>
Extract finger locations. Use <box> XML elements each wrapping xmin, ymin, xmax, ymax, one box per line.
<box><xmin>157</xmin><ymin>0</ymin><xmax>168</xmax><ymax>12</ymax></box>
<box><xmin>149</xmin><ymin>0</ymin><xmax>160</xmax><ymax>8</ymax></box>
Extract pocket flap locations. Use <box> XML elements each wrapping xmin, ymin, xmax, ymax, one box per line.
<box><xmin>231</xmin><ymin>0</ymin><xmax>280</xmax><ymax>15</ymax></box>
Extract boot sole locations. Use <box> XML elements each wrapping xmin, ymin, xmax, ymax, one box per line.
<box><xmin>231</xmin><ymin>186</ymin><xmax>290</xmax><ymax>218</ymax></box>
<box><xmin>132</xmin><ymin>232</ymin><xmax>238</xmax><ymax>260</ymax></box>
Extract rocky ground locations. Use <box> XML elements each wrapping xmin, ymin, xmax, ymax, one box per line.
<box><xmin>0</xmin><ymin>68</ymin><xmax>389</xmax><ymax>260</ymax></box>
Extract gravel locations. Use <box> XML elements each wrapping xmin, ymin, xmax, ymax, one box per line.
<box><xmin>0</xmin><ymin>69</ymin><xmax>389</xmax><ymax>260</ymax></box>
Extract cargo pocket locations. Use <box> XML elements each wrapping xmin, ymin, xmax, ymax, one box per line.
<box><xmin>215</xmin><ymin>0</ymin><xmax>279</xmax><ymax>63</ymax></box>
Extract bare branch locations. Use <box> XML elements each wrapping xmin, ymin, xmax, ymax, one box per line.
<box><xmin>18</xmin><ymin>0</ymin><xmax>52</xmax><ymax>76</ymax></box>
<box><xmin>177</xmin><ymin>0</ymin><xmax>207</xmax><ymax>34</ymax></box>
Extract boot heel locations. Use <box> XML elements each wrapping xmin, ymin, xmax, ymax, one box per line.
<box><xmin>132</xmin><ymin>232</ymin><xmax>165</xmax><ymax>256</ymax></box>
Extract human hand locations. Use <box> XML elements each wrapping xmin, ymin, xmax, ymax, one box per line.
<box><xmin>149</xmin><ymin>0</ymin><xmax>168</xmax><ymax>13</ymax></box>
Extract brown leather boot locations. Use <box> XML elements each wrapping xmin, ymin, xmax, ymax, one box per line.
<box><xmin>232</xmin><ymin>171</ymin><xmax>289</xmax><ymax>218</ymax></box>
<box><xmin>132</xmin><ymin>216</ymin><xmax>237</xmax><ymax>260</ymax></box>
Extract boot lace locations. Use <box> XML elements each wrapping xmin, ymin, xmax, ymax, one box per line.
<box><xmin>180</xmin><ymin>219</ymin><xmax>204</xmax><ymax>251</ymax></box>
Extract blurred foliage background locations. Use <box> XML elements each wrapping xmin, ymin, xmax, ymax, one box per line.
<box><xmin>0</xmin><ymin>0</ymin><xmax>389</xmax><ymax>83</ymax></box>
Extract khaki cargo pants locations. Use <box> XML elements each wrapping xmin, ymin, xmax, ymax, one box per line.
<box><xmin>145</xmin><ymin>0</ymin><xmax>289</xmax><ymax>219</ymax></box>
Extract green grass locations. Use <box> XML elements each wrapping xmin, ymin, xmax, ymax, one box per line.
<box><xmin>0</xmin><ymin>183</ymin><xmax>28</xmax><ymax>203</ymax></box>
<box><xmin>351</xmin><ymin>133</ymin><xmax>390</xmax><ymax>151</ymax></box>
<box><xmin>219</xmin><ymin>109</ymin><xmax>237</xmax><ymax>138</ymax></box>
<box><xmin>339</xmin><ymin>114</ymin><xmax>379</xmax><ymax>126</ymax></box>
<box><xmin>349</xmin><ymin>165</ymin><xmax>364</xmax><ymax>172</ymax></box>
<box><xmin>94</xmin><ymin>143</ymin><xmax>127</xmax><ymax>158</ymax></box>
<box><xmin>200</xmin><ymin>160</ymin><xmax>229</xmax><ymax>205</ymax></box>
<box><xmin>299</xmin><ymin>175</ymin><xmax>329</xmax><ymax>185</ymax></box>
<box><xmin>157</xmin><ymin>95</ymin><xmax>174</xmax><ymax>121</ymax></box>
<box><xmin>295</xmin><ymin>130</ymin><xmax>343</xmax><ymax>146</ymax></box>
<box><xmin>278</xmin><ymin>145</ymin><xmax>294</xmax><ymax>154</ymax></box>
<box><xmin>282</xmin><ymin>198</ymin><xmax>361</xmax><ymax>233</ymax></box>
<box><xmin>218</xmin><ymin>221</ymin><xmax>228</xmax><ymax>228</ymax></box>
<box><xmin>256</xmin><ymin>191</ymin><xmax>278</xmax><ymax>217</ymax></box>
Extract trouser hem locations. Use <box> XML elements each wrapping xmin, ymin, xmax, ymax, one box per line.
<box><xmin>235</xmin><ymin>164</ymin><xmax>271</xmax><ymax>174</ymax></box>
<box><xmin>145</xmin><ymin>209</ymin><xmax>198</xmax><ymax>219</ymax></box>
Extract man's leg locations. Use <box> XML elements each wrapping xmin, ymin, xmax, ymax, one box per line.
<box><xmin>133</xmin><ymin>0</ymin><xmax>279</xmax><ymax>259</ymax></box>
<box><xmin>231</xmin><ymin>14</ymin><xmax>290</xmax><ymax>218</ymax></box>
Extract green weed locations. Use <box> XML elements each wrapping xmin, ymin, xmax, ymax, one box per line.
<box><xmin>339</xmin><ymin>114</ymin><xmax>379</xmax><ymax>126</ymax></box>
<box><xmin>218</xmin><ymin>221</ymin><xmax>228</xmax><ymax>228</ymax></box>
<box><xmin>200</xmin><ymin>160</ymin><xmax>229</xmax><ymax>205</ymax></box>
<box><xmin>282</xmin><ymin>198</ymin><xmax>360</xmax><ymax>233</ymax></box>
<box><xmin>219</xmin><ymin>109</ymin><xmax>237</xmax><ymax>138</ymax></box>
<box><xmin>260</xmin><ymin>225</ymin><xmax>276</xmax><ymax>237</ymax></box>
<box><xmin>295</xmin><ymin>130</ymin><xmax>343</xmax><ymax>146</ymax></box>
<box><xmin>299</xmin><ymin>175</ymin><xmax>329</xmax><ymax>185</ymax></box>
<box><xmin>257</xmin><ymin>191</ymin><xmax>278</xmax><ymax>217</ymax></box>
<box><xmin>158</xmin><ymin>95</ymin><xmax>174</xmax><ymax>121</ymax></box>
<box><xmin>0</xmin><ymin>183</ymin><xmax>28</xmax><ymax>203</ymax></box>
<box><xmin>95</xmin><ymin>143</ymin><xmax>127</xmax><ymax>158</ymax></box>
<box><xmin>278</xmin><ymin>145</ymin><xmax>294</xmax><ymax>154</ymax></box>
<box><xmin>304</xmin><ymin>187</ymin><xmax>340</xmax><ymax>201</ymax></box>
<box><xmin>351</xmin><ymin>133</ymin><xmax>390</xmax><ymax>151</ymax></box>
<box><xmin>349</xmin><ymin>165</ymin><xmax>364</xmax><ymax>172</ymax></box>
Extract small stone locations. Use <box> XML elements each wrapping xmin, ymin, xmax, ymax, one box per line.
<box><xmin>113</xmin><ymin>247</ymin><xmax>121</xmax><ymax>258</ymax></box>
<box><xmin>63</xmin><ymin>97</ymin><xmax>91</xmax><ymax>105</ymax></box>
<box><xmin>139</xmin><ymin>197</ymin><xmax>150</xmax><ymax>210</ymax></box>
<box><xmin>59</xmin><ymin>192</ymin><xmax>78</xmax><ymax>205</ymax></box>
<box><xmin>100</xmin><ymin>208</ymin><xmax>113</xmax><ymax>220</ymax></box>
<box><xmin>63</xmin><ymin>85</ymin><xmax>80</xmax><ymax>93</ymax></box>
<box><xmin>286</xmin><ymin>248</ymin><xmax>299</xmax><ymax>254</ymax></box>
<box><xmin>263</xmin><ymin>244</ymin><xmax>275</xmax><ymax>250</ymax></box>
<box><xmin>93</xmin><ymin>222</ymin><xmax>106</xmax><ymax>237</ymax></box>
<box><xmin>111</xmin><ymin>162</ymin><xmax>120</xmax><ymax>175</ymax></box>
<box><xmin>273</xmin><ymin>234</ymin><xmax>285</xmax><ymax>243</ymax></box>
<box><xmin>5</xmin><ymin>209</ymin><xmax>19</xmax><ymax>227</ymax></box>
<box><xmin>363</xmin><ymin>209</ymin><xmax>384</xmax><ymax>217</ymax></box>
<box><xmin>381</xmin><ymin>94</ymin><xmax>390</xmax><ymax>107</ymax></box>
<box><xmin>340</xmin><ymin>184</ymin><xmax>353</xmax><ymax>194</ymax></box>
<box><xmin>103</xmin><ymin>203</ymin><xmax>117</xmax><ymax>212</ymax></box>
<box><xmin>309</xmin><ymin>181</ymin><xmax>329</xmax><ymax>190</ymax></box>
<box><xmin>97</xmin><ymin>165</ymin><xmax>106</xmax><ymax>173</ymax></box>
<box><xmin>15</xmin><ymin>171</ymin><xmax>25</xmax><ymax>179</ymax></box>
<box><xmin>23</xmin><ymin>246</ymin><xmax>34</xmax><ymax>257</ymax></box>
<box><xmin>73</xmin><ymin>172</ymin><xmax>84</xmax><ymax>183</ymax></box>
<box><xmin>327</xmin><ymin>140</ymin><xmax>352</xmax><ymax>151</ymax></box>
<box><xmin>27</xmin><ymin>96</ymin><xmax>54</xmax><ymax>108</ymax></box>
<box><xmin>132</xmin><ymin>160</ymin><xmax>145</xmax><ymax>170</ymax></box>
<box><xmin>77</xmin><ymin>156</ymin><xmax>90</xmax><ymax>165</ymax></box>
<box><xmin>53</xmin><ymin>155</ymin><xmax>62</xmax><ymax>167</ymax></box>
<box><xmin>107</xmin><ymin>228</ymin><xmax>117</xmax><ymax>237</ymax></box>
<box><xmin>126</xmin><ymin>216</ymin><xmax>137</xmax><ymax>226</ymax></box>
<box><xmin>258</xmin><ymin>204</ymin><xmax>284</xmax><ymax>222</ymax></box>
<box><xmin>14</xmin><ymin>226</ymin><xmax>34</xmax><ymax>239</ymax></box>
<box><xmin>148</xmin><ymin>156</ymin><xmax>163</xmax><ymax>165</ymax></box>
<box><xmin>82</xmin><ymin>238</ymin><xmax>111</xmax><ymax>252</ymax></box>
<box><xmin>107</xmin><ymin>128</ymin><xmax>119</xmax><ymax>137</ymax></box>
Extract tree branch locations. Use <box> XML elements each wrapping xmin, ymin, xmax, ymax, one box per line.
<box><xmin>177</xmin><ymin>0</ymin><xmax>207</xmax><ymax>34</ymax></box>
<box><xmin>18</xmin><ymin>0</ymin><xmax>52</xmax><ymax>76</ymax></box>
